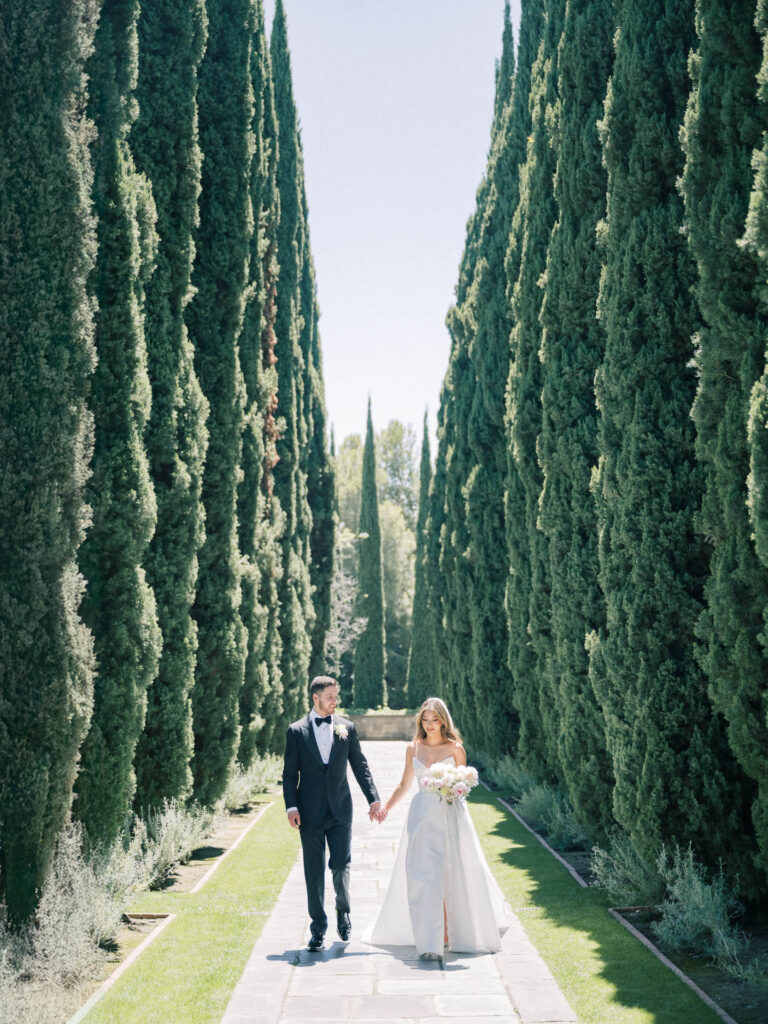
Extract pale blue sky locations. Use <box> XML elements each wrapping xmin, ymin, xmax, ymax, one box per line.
<box><xmin>264</xmin><ymin>1</ymin><xmax>520</xmax><ymax>446</ymax></box>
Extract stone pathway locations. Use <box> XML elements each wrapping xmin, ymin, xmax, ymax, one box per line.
<box><xmin>221</xmin><ymin>741</ymin><xmax>577</xmax><ymax>1024</ymax></box>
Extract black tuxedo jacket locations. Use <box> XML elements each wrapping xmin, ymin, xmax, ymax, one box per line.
<box><xmin>282</xmin><ymin>714</ymin><xmax>379</xmax><ymax>826</ymax></box>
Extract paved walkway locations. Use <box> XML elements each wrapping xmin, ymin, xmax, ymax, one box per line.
<box><xmin>221</xmin><ymin>741</ymin><xmax>577</xmax><ymax>1024</ymax></box>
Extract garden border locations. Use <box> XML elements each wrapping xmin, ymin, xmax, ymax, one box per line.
<box><xmin>66</xmin><ymin>913</ymin><xmax>175</xmax><ymax>1024</ymax></box>
<box><xmin>608</xmin><ymin>908</ymin><xmax>739</xmax><ymax>1024</ymax></box>
<box><xmin>482</xmin><ymin>780</ymin><xmax>740</xmax><ymax>1024</ymax></box>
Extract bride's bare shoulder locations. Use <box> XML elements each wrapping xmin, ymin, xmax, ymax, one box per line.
<box><xmin>452</xmin><ymin>741</ymin><xmax>467</xmax><ymax>765</ymax></box>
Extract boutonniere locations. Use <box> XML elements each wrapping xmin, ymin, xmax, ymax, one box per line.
<box><xmin>334</xmin><ymin>723</ymin><xmax>348</xmax><ymax>740</ymax></box>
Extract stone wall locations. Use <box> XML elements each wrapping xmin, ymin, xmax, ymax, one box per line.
<box><xmin>348</xmin><ymin>713</ymin><xmax>415</xmax><ymax>741</ymax></box>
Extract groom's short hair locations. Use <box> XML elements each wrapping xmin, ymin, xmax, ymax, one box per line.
<box><xmin>310</xmin><ymin>675</ymin><xmax>337</xmax><ymax>697</ymax></box>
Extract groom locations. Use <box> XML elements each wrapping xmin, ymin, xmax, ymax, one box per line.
<box><xmin>283</xmin><ymin>675</ymin><xmax>382</xmax><ymax>951</ymax></box>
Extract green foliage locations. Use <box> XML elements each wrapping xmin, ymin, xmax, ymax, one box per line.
<box><xmin>505</xmin><ymin>0</ymin><xmax>562</xmax><ymax>780</ymax></box>
<box><xmin>271</xmin><ymin>0</ymin><xmax>314</xmax><ymax>728</ymax></box>
<box><xmin>0</xmin><ymin>0</ymin><xmax>98</xmax><ymax>925</ymax></box>
<box><xmin>377</xmin><ymin>420</ymin><xmax>419</xmax><ymax>530</ymax></box>
<box><xmin>188</xmin><ymin>0</ymin><xmax>254</xmax><ymax>805</ymax></box>
<box><xmin>132</xmin><ymin>0</ymin><xmax>209</xmax><ymax>809</ymax></box>
<box><xmin>682</xmin><ymin>0</ymin><xmax>767</xmax><ymax>888</ymax></box>
<box><xmin>536</xmin><ymin>0</ymin><xmax>615</xmax><ymax>835</ymax></box>
<box><xmin>406</xmin><ymin>415</ymin><xmax>438</xmax><ymax>706</ymax></box>
<box><xmin>354</xmin><ymin>402</ymin><xmax>386</xmax><ymax>708</ymax></box>
<box><xmin>589</xmin><ymin>0</ymin><xmax>739</xmax><ymax>867</ymax></box>
<box><xmin>75</xmin><ymin>0</ymin><xmax>162</xmax><ymax>850</ymax></box>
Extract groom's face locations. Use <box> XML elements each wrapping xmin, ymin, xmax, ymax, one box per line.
<box><xmin>313</xmin><ymin>683</ymin><xmax>339</xmax><ymax>717</ymax></box>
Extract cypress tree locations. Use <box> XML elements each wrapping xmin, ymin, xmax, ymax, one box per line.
<box><xmin>132</xmin><ymin>0</ymin><xmax>209</xmax><ymax>809</ymax></box>
<box><xmin>438</xmin><ymin>319</ymin><xmax>475</xmax><ymax>734</ymax></box>
<box><xmin>74</xmin><ymin>0</ymin><xmax>162</xmax><ymax>846</ymax></box>
<box><xmin>237</xmin><ymin>0</ymin><xmax>281</xmax><ymax>766</ymax></box>
<box><xmin>589</xmin><ymin>0</ymin><xmax>739</xmax><ymax>864</ymax></box>
<box><xmin>354</xmin><ymin>401</ymin><xmax>386</xmax><ymax>708</ymax></box>
<box><xmin>271</xmin><ymin>0</ymin><xmax>314</xmax><ymax>726</ymax></box>
<box><xmin>424</xmin><ymin>403</ymin><xmax>449</xmax><ymax>700</ymax></box>
<box><xmin>737</xmin><ymin>0</ymin><xmax>768</xmax><ymax>877</ymax></box>
<box><xmin>406</xmin><ymin>414</ymin><xmax>438</xmax><ymax>707</ymax></box>
<box><xmin>0</xmin><ymin>0</ymin><xmax>98</xmax><ymax>923</ymax></box>
<box><xmin>462</xmin><ymin>1</ymin><xmax>521</xmax><ymax>757</ymax></box>
<box><xmin>536</xmin><ymin>0</ymin><xmax>615</xmax><ymax>833</ymax></box>
<box><xmin>505</xmin><ymin>0</ymin><xmax>562</xmax><ymax>780</ymax></box>
<box><xmin>187</xmin><ymin>0</ymin><xmax>254</xmax><ymax>805</ymax></box>
<box><xmin>301</xmin><ymin>234</ymin><xmax>335</xmax><ymax>681</ymax></box>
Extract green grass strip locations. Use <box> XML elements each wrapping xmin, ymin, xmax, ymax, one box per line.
<box><xmin>85</xmin><ymin>800</ymin><xmax>300</xmax><ymax>1024</ymax></box>
<box><xmin>469</xmin><ymin>787</ymin><xmax>723</xmax><ymax>1024</ymax></box>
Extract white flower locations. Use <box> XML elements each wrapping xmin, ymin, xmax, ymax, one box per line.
<box><xmin>334</xmin><ymin>723</ymin><xmax>348</xmax><ymax>740</ymax></box>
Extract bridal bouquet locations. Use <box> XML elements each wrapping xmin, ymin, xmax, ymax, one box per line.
<box><xmin>420</xmin><ymin>763</ymin><xmax>479</xmax><ymax>805</ymax></box>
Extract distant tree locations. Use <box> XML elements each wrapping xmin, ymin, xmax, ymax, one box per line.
<box><xmin>354</xmin><ymin>402</ymin><xmax>386</xmax><ymax>708</ymax></box>
<box><xmin>380</xmin><ymin>500</ymin><xmax>416</xmax><ymax>709</ymax></box>
<box><xmin>377</xmin><ymin>420</ymin><xmax>419</xmax><ymax>530</ymax></box>
<box><xmin>188</xmin><ymin>0</ymin><xmax>254</xmax><ymax>805</ymax></box>
<box><xmin>0</xmin><ymin>0</ymin><xmax>98</xmax><ymax>924</ymax></box>
<box><xmin>75</xmin><ymin>0</ymin><xmax>162</xmax><ymax>847</ymax></box>
<box><xmin>406</xmin><ymin>415</ymin><xmax>438</xmax><ymax>707</ymax></box>
<box><xmin>325</xmin><ymin>525</ymin><xmax>367</xmax><ymax>679</ymax></box>
<box><xmin>132</xmin><ymin>0</ymin><xmax>209</xmax><ymax>809</ymax></box>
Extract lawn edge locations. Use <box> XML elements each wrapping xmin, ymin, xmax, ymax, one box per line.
<box><xmin>66</xmin><ymin>914</ymin><xmax>175</xmax><ymax>1024</ymax></box>
<box><xmin>189</xmin><ymin>801</ymin><xmax>273</xmax><ymax>894</ymax></box>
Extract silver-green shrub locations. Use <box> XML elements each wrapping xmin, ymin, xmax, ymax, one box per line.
<box><xmin>590</xmin><ymin>830</ymin><xmax>666</xmax><ymax>907</ymax></box>
<box><xmin>224</xmin><ymin>754</ymin><xmax>282</xmax><ymax>811</ymax></box>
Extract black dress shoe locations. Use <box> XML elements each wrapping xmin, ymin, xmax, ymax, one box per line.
<box><xmin>307</xmin><ymin>932</ymin><xmax>324</xmax><ymax>952</ymax></box>
<box><xmin>337</xmin><ymin>911</ymin><xmax>351</xmax><ymax>941</ymax></box>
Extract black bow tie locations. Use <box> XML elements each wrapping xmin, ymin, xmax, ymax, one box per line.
<box><xmin>314</xmin><ymin>715</ymin><xmax>332</xmax><ymax>726</ymax></box>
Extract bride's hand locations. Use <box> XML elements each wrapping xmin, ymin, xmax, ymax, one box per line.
<box><xmin>378</xmin><ymin>806</ymin><xmax>388</xmax><ymax>822</ymax></box>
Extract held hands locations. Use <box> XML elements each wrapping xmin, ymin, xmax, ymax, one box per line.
<box><xmin>369</xmin><ymin>802</ymin><xmax>387</xmax><ymax>823</ymax></box>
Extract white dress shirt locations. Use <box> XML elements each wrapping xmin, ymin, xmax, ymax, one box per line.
<box><xmin>286</xmin><ymin>709</ymin><xmax>334</xmax><ymax>815</ymax></box>
<box><xmin>311</xmin><ymin>707</ymin><xmax>334</xmax><ymax>764</ymax></box>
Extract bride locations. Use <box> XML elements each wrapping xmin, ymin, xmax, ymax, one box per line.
<box><xmin>365</xmin><ymin>697</ymin><xmax>512</xmax><ymax>959</ymax></box>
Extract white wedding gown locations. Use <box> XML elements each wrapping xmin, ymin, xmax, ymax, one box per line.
<box><xmin>365</xmin><ymin>756</ymin><xmax>513</xmax><ymax>956</ymax></box>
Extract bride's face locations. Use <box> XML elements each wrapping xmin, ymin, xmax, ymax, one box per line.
<box><xmin>421</xmin><ymin>710</ymin><xmax>443</xmax><ymax>741</ymax></box>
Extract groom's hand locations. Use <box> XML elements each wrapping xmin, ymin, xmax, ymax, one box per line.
<box><xmin>287</xmin><ymin>809</ymin><xmax>301</xmax><ymax>829</ymax></box>
<box><xmin>368</xmin><ymin>801</ymin><xmax>382</xmax><ymax>822</ymax></box>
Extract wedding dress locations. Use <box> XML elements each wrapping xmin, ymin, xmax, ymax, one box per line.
<box><xmin>365</xmin><ymin>755</ymin><xmax>512</xmax><ymax>956</ymax></box>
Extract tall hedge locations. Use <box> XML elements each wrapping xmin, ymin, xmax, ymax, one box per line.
<box><xmin>589</xmin><ymin>0</ymin><xmax>740</xmax><ymax>865</ymax></box>
<box><xmin>237</xmin><ymin>0</ymin><xmax>280</xmax><ymax>766</ymax></box>
<box><xmin>132</xmin><ymin>0</ymin><xmax>209</xmax><ymax>809</ymax></box>
<box><xmin>536</xmin><ymin>0</ymin><xmax>615</xmax><ymax>833</ymax></box>
<box><xmin>463</xmin><ymin>1</ymin><xmax>520</xmax><ymax>757</ymax></box>
<box><xmin>0</xmin><ymin>0</ymin><xmax>99</xmax><ymax>924</ymax></box>
<box><xmin>406</xmin><ymin>414</ymin><xmax>437</xmax><ymax>707</ymax></box>
<box><xmin>188</xmin><ymin>0</ymin><xmax>254</xmax><ymax>805</ymax></box>
<box><xmin>354</xmin><ymin>402</ymin><xmax>386</xmax><ymax>708</ymax></box>
<box><xmin>271</xmin><ymin>0</ymin><xmax>314</xmax><ymax>725</ymax></box>
<box><xmin>505</xmin><ymin>0</ymin><xmax>562</xmax><ymax>780</ymax></box>
<box><xmin>738</xmin><ymin>0</ymin><xmax>768</xmax><ymax>878</ymax></box>
<box><xmin>74</xmin><ymin>0</ymin><xmax>161</xmax><ymax>847</ymax></box>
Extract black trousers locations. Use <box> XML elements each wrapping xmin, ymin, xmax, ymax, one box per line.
<box><xmin>300</xmin><ymin>808</ymin><xmax>351</xmax><ymax>936</ymax></box>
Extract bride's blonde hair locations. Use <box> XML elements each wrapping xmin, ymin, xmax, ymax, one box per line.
<box><xmin>414</xmin><ymin>697</ymin><xmax>462</xmax><ymax>744</ymax></box>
